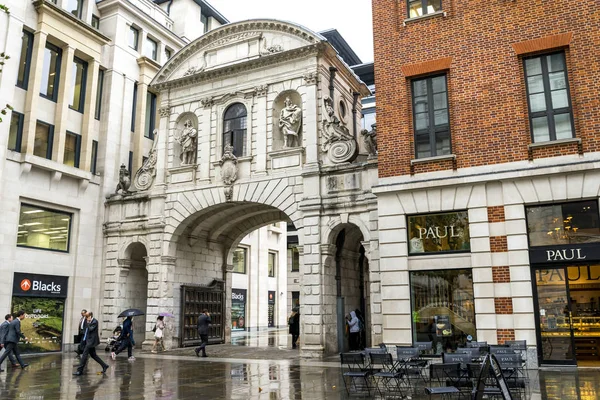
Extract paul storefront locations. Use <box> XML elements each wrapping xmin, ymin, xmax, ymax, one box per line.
<box><xmin>408</xmin><ymin>211</ymin><xmax>476</xmax><ymax>354</ymax></box>
<box><xmin>11</xmin><ymin>272</ymin><xmax>68</xmax><ymax>353</ymax></box>
<box><xmin>527</xmin><ymin>200</ymin><xmax>600</xmax><ymax>366</ymax></box>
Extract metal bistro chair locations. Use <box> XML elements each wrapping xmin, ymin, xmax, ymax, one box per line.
<box><xmin>369</xmin><ymin>352</ymin><xmax>407</xmax><ymax>399</ymax></box>
<box><xmin>456</xmin><ymin>347</ymin><xmax>481</xmax><ymax>360</ymax></box>
<box><xmin>506</xmin><ymin>340</ymin><xmax>527</xmax><ymax>365</ymax></box>
<box><xmin>415</xmin><ymin>341</ymin><xmax>434</xmax><ymax>354</ymax></box>
<box><xmin>489</xmin><ymin>346</ymin><xmax>515</xmax><ymax>355</ymax></box>
<box><xmin>340</xmin><ymin>352</ymin><xmax>372</xmax><ymax>396</ymax></box>
<box><xmin>363</xmin><ymin>347</ymin><xmax>387</xmax><ymax>372</ymax></box>
<box><xmin>441</xmin><ymin>353</ymin><xmax>472</xmax><ymax>394</ymax></box>
<box><xmin>396</xmin><ymin>347</ymin><xmax>428</xmax><ymax>385</ymax></box>
<box><xmin>425</xmin><ymin>363</ymin><xmax>461</xmax><ymax>399</ymax></box>
<box><xmin>466</xmin><ymin>362</ymin><xmax>503</xmax><ymax>399</ymax></box>
<box><xmin>495</xmin><ymin>353</ymin><xmax>526</xmax><ymax>399</ymax></box>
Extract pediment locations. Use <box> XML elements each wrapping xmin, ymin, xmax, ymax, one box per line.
<box><xmin>152</xmin><ymin>20</ymin><xmax>323</xmax><ymax>86</ymax></box>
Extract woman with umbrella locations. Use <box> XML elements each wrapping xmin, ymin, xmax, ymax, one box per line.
<box><xmin>112</xmin><ymin>309</ymin><xmax>144</xmax><ymax>361</ymax></box>
<box><xmin>152</xmin><ymin>312</ymin><xmax>173</xmax><ymax>353</ymax></box>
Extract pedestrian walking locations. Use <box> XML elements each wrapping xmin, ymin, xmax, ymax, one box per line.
<box><xmin>0</xmin><ymin>310</ymin><xmax>29</xmax><ymax>370</ymax></box>
<box><xmin>75</xmin><ymin>309</ymin><xmax>87</xmax><ymax>357</ymax></box>
<box><xmin>194</xmin><ymin>309</ymin><xmax>211</xmax><ymax>357</ymax></box>
<box><xmin>0</xmin><ymin>314</ymin><xmax>18</xmax><ymax>369</ymax></box>
<box><xmin>111</xmin><ymin>316</ymin><xmax>134</xmax><ymax>361</ymax></box>
<box><xmin>347</xmin><ymin>311</ymin><xmax>360</xmax><ymax>351</ymax></box>
<box><xmin>74</xmin><ymin>312</ymin><xmax>109</xmax><ymax>376</ymax></box>
<box><xmin>288</xmin><ymin>307</ymin><xmax>300</xmax><ymax>349</ymax></box>
<box><xmin>354</xmin><ymin>309</ymin><xmax>366</xmax><ymax>350</ymax></box>
<box><xmin>151</xmin><ymin>316</ymin><xmax>166</xmax><ymax>353</ymax></box>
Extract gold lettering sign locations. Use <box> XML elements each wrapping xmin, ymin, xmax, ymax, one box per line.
<box><xmin>408</xmin><ymin>211</ymin><xmax>470</xmax><ymax>254</ymax></box>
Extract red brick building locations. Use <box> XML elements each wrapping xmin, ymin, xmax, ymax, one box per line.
<box><xmin>372</xmin><ymin>0</ymin><xmax>600</xmax><ymax>367</ymax></box>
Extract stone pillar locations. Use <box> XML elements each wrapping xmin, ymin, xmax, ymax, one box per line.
<box><xmin>362</xmin><ymin>239</ymin><xmax>383</xmax><ymax>347</ymax></box>
<box><xmin>52</xmin><ymin>45</ymin><xmax>76</xmax><ymax>163</ymax></box>
<box><xmin>301</xmin><ymin>73</ymin><xmax>319</xmax><ymax>165</ymax></box>
<box><xmin>254</xmin><ymin>87</ymin><xmax>268</xmax><ymax>174</ymax></box>
<box><xmin>22</xmin><ymin>31</ymin><xmax>48</xmax><ymax>155</ymax></box>
<box><xmin>80</xmin><ymin>58</ymin><xmax>100</xmax><ymax>171</ymax></box>
<box><xmin>146</xmin><ymin>255</ymin><xmax>177</xmax><ymax>349</ymax></box>
<box><xmin>133</xmin><ymin>81</ymin><xmax>149</xmax><ymax>173</ymax></box>
<box><xmin>198</xmin><ymin>99</ymin><xmax>213</xmax><ymax>182</ymax></box>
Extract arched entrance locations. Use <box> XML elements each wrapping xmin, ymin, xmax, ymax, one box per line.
<box><xmin>118</xmin><ymin>242</ymin><xmax>148</xmax><ymax>339</ymax></box>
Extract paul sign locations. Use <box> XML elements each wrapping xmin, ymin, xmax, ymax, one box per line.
<box><xmin>408</xmin><ymin>211</ymin><xmax>470</xmax><ymax>254</ymax></box>
<box><xmin>529</xmin><ymin>244</ymin><xmax>600</xmax><ymax>264</ymax></box>
<box><xmin>13</xmin><ymin>272</ymin><xmax>68</xmax><ymax>298</ymax></box>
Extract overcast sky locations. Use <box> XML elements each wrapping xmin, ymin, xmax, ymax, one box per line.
<box><xmin>207</xmin><ymin>0</ymin><xmax>374</xmax><ymax>63</ymax></box>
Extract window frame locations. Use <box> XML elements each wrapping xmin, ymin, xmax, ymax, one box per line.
<box><xmin>131</xmin><ymin>82</ymin><xmax>138</xmax><ymax>132</ymax></box>
<box><xmin>17</xmin><ymin>203</ymin><xmax>73</xmax><ymax>253</ymax></box>
<box><xmin>8</xmin><ymin>111</ymin><xmax>24</xmax><ymax>153</ymax></box>
<box><xmin>91</xmin><ymin>140</ymin><xmax>98</xmax><ymax>175</ymax></box>
<box><xmin>67</xmin><ymin>0</ymin><xmax>83</xmax><ymax>19</ymax></box>
<box><xmin>128</xmin><ymin>25</ymin><xmax>139</xmax><ymax>51</ymax></box>
<box><xmin>34</xmin><ymin>120</ymin><xmax>54</xmax><ymax>160</ymax></box>
<box><xmin>407</xmin><ymin>0</ymin><xmax>442</xmax><ymax>18</ymax></box>
<box><xmin>91</xmin><ymin>14</ymin><xmax>100</xmax><ymax>29</ymax></box>
<box><xmin>268</xmin><ymin>251</ymin><xmax>277</xmax><ymax>278</ymax></box>
<box><xmin>69</xmin><ymin>56</ymin><xmax>88</xmax><ymax>113</ymax></box>
<box><xmin>232</xmin><ymin>247</ymin><xmax>248</xmax><ymax>274</ymax></box>
<box><xmin>201</xmin><ymin>13</ymin><xmax>209</xmax><ymax>34</ymax></box>
<box><xmin>94</xmin><ymin>68</ymin><xmax>104</xmax><ymax>120</ymax></box>
<box><xmin>64</xmin><ymin>131</ymin><xmax>82</xmax><ymax>168</ymax></box>
<box><xmin>523</xmin><ymin>51</ymin><xmax>575</xmax><ymax>143</ymax></box>
<box><xmin>145</xmin><ymin>91</ymin><xmax>157</xmax><ymax>139</ymax></box>
<box><xmin>145</xmin><ymin>36</ymin><xmax>158</xmax><ymax>60</ymax></box>
<box><xmin>411</xmin><ymin>73</ymin><xmax>451</xmax><ymax>159</ymax></box>
<box><xmin>16</xmin><ymin>29</ymin><xmax>34</xmax><ymax>90</ymax></box>
<box><xmin>222</xmin><ymin>103</ymin><xmax>248</xmax><ymax>157</ymax></box>
<box><xmin>40</xmin><ymin>42</ymin><xmax>62</xmax><ymax>102</ymax></box>
<box><xmin>164</xmin><ymin>48</ymin><xmax>172</xmax><ymax>61</ymax></box>
<box><xmin>128</xmin><ymin>151</ymin><xmax>133</xmax><ymax>175</ymax></box>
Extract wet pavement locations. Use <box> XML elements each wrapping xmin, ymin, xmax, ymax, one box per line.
<box><xmin>0</xmin><ymin>328</ymin><xmax>598</xmax><ymax>399</ymax></box>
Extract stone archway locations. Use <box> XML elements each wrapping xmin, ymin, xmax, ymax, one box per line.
<box><xmin>118</xmin><ymin>242</ymin><xmax>148</xmax><ymax>342</ymax></box>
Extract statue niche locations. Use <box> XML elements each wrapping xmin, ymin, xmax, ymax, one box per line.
<box><xmin>175</xmin><ymin>117</ymin><xmax>198</xmax><ymax>166</ymax></box>
<box><xmin>273</xmin><ymin>91</ymin><xmax>302</xmax><ymax>150</ymax></box>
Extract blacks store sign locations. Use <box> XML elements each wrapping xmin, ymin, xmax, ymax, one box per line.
<box><xmin>13</xmin><ymin>272</ymin><xmax>68</xmax><ymax>298</ymax></box>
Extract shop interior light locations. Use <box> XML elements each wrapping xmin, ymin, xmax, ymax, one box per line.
<box><xmin>23</xmin><ymin>209</ymin><xmax>44</xmax><ymax>214</ymax></box>
<box><xmin>61</xmin><ymin>218</ymin><xmax>70</xmax><ymax>221</ymax></box>
<box><xmin>32</xmin><ymin>229</ymin><xmax>48</xmax><ymax>232</ymax></box>
<box><xmin>23</xmin><ymin>222</ymin><xmax>42</xmax><ymax>226</ymax></box>
<box><xmin>50</xmin><ymin>236</ymin><xmax>65</xmax><ymax>239</ymax></box>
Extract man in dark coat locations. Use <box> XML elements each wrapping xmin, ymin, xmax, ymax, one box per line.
<box><xmin>75</xmin><ymin>309</ymin><xmax>87</xmax><ymax>357</ymax></box>
<box><xmin>194</xmin><ymin>309</ymin><xmax>211</xmax><ymax>357</ymax></box>
<box><xmin>0</xmin><ymin>314</ymin><xmax>18</xmax><ymax>369</ymax></box>
<box><xmin>74</xmin><ymin>311</ymin><xmax>109</xmax><ymax>376</ymax></box>
<box><xmin>0</xmin><ymin>310</ymin><xmax>28</xmax><ymax>370</ymax></box>
<box><xmin>288</xmin><ymin>307</ymin><xmax>300</xmax><ymax>349</ymax></box>
<box><xmin>112</xmin><ymin>316</ymin><xmax>134</xmax><ymax>360</ymax></box>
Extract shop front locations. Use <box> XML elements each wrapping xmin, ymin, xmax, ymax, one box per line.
<box><xmin>231</xmin><ymin>289</ymin><xmax>246</xmax><ymax>331</ymax></box>
<box><xmin>11</xmin><ymin>272</ymin><xmax>68</xmax><ymax>353</ymax></box>
<box><xmin>527</xmin><ymin>200</ymin><xmax>600</xmax><ymax>366</ymax></box>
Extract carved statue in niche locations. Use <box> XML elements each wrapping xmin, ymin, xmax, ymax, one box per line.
<box><xmin>321</xmin><ymin>96</ymin><xmax>357</xmax><ymax>163</ymax></box>
<box><xmin>134</xmin><ymin>130</ymin><xmax>159</xmax><ymax>191</ymax></box>
<box><xmin>176</xmin><ymin>119</ymin><xmax>197</xmax><ymax>165</ymax></box>
<box><xmin>278</xmin><ymin>97</ymin><xmax>302</xmax><ymax>148</ymax></box>
<box><xmin>361</xmin><ymin>123</ymin><xmax>377</xmax><ymax>158</ymax></box>
<box><xmin>115</xmin><ymin>164</ymin><xmax>131</xmax><ymax>194</ymax></box>
<box><xmin>220</xmin><ymin>144</ymin><xmax>238</xmax><ymax>201</ymax></box>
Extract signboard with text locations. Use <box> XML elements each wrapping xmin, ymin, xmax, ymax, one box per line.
<box><xmin>408</xmin><ymin>211</ymin><xmax>470</xmax><ymax>254</ymax></box>
<box><xmin>529</xmin><ymin>243</ymin><xmax>600</xmax><ymax>264</ymax></box>
<box><xmin>268</xmin><ymin>291</ymin><xmax>275</xmax><ymax>328</ymax></box>
<box><xmin>13</xmin><ymin>272</ymin><xmax>68</xmax><ymax>298</ymax></box>
<box><xmin>231</xmin><ymin>289</ymin><xmax>246</xmax><ymax>331</ymax></box>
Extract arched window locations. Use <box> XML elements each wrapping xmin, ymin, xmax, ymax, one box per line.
<box><xmin>223</xmin><ymin>103</ymin><xmax>247</xmax><ymax>156</ymax></box>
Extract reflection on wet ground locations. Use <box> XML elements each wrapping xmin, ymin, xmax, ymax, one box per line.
<box><xmin>1</xmin><ymin>329</ymin><xmax>599</xmax><ymax>399</ymax></box>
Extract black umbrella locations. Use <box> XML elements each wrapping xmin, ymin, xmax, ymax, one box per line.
<box><xmin>118</xmin><ymin>309</ymin><xmax>145</xmax><ymax>318</ymax></box>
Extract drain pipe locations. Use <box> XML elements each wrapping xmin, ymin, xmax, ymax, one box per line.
<box><xmin>352</xmin><ymin>91</ymin><xmax>360</xmax><ymax>140</ymax></box>
<box><xmin>328</xmin><ymin>67</ymin><xmax>337</xmax><ymax>101</ymax></box>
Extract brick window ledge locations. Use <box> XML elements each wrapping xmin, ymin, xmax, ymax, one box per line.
<box><xmin>411</xmin><ymin>154</ymin><xmax>456</xmax><ymax>165</ymax></box>
<box><xmin>528</xmin><ymin>137</ymin><xmax>581</xmax><ymax>149</ymax></box>
<box><xmin>404</xmin><ymin>10</ymin><xmax>446</xmax><ymax>25</ymax></box>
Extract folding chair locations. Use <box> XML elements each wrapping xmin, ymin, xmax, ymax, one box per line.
<box><xmin>396</xmin><ymin>347</ymin><xmax>427</xmax><ymax>384</ymax></box>
<box><xmin>489</xmin><ymin>346</ymin><xmax>515</xmax><ymax>355</ymax></box>
<box><xmin>506</xmin><ymin>340</ymin><xmax>527</xmax><ymax>365</ymax></box>
<box><xmin>340</xmin><ymin>352</ymin><xmax>371</xmax><ymax>396</ymax></box>
<box><xmin>494</xmin><ymin>354</ymin><xmax>526</xmax><ymax>399</ymax></box>
<box><xmin>369</xmin><ymin>352</ymin><xmax>406</xmax><ymax>398</ymax></box>
<box><xmin>425</xmin><ymin>363</ymin><xmax>461</xmax><ymax>399</ymax></box>
<box><xmin>442</xmin><ymin>352</ymin><xmax>471</xmax><ymax>368</ymax></box>
<box><xmin>467</xmin><ymin>363</ymin><xmax>503</xmax><ymax>399</ymax></box>
<box><xmin>467</xmin><ymin>341</ymin><xmax>487</xmax><ymax>348</ymax></box>
<box><xmin>415</xmin><ymin>341</ymin><xmax>433</xmax><ymax>354</ymax></box>
<box><xmin>456</xmin><ymin>347</ymin><xmax>481</xmax><ymax>359</ymax></box>
<box><xmin>364</xmin><ymin>347</ymin><xmax>387</xmax><ymax>372</ymax></box>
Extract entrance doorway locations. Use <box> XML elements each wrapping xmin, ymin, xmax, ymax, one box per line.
<box><xmin>533</xmin><ymin>265</ymin><xmax>600</xmax><ymax>366</ymax></box>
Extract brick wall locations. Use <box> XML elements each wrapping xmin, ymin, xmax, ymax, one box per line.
<box><xmin>494</xmin><ymin>297</ymin><xmax>514</xmax><ymax>315</ymax></box>
<box><xmin>497</xmin><ymin>329</ymin><xmax>516</xmax><ymax>345</ymax></box>
<box><xmin>487</xmin><ymin>206</ymin><xmax>505</xmax><ymax>223</ymax></box>
<box><xmin>489</xmin><ymin>236</ymin><xmax>508</xmax><ymax>253</ymax></box>
<box><xmin>373</xmin><ymin>0</ymin><xmax>600</xmax><ymax>178</ymax></box>
<box><xmin>492</xmin><ymin>266</ymin><xmax>510</xmax><ymax>283</ymax></box>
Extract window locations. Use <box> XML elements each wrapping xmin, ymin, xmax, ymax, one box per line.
<box><xmin>527</xmin><ymin>201</ymin><xmax>600</xmax><ymax>247</ymax></box>
<box><xmin>66</xmin><ymin>0</ymin><xmax>83</xmax><ymax>18</ymax></box>
<box><xmin>91</xmin><ymin>140</ymin><xmax>98</xmax><ymax>174</ymax></box>
<box><xmin>232</xmin><ymin>247</ymin><xmax>247</xmax><ymax>274</ymax></box>
<box><xmin>16</xmin><ymin>30</ymin><xmax>33</xmax><ymax>89</ymax></box>
<box><xmin>40</xmin><ymin>43</ymin><xmax>61</xmax><ymax>101</ymax></box>
<box><xmin>8</xmin><ymin>111</ymin><xmax>24</xmax><ymax>152</ymax></box>
<box><xmin>95</xmin><ymin>68</ymin><xmax>104</xmax><ymax>120</ymax></box>
<box><xmin>69</xmin><ymin>57</ymin><xmax>87</xmax><ymax>112</ymax></box>
<box><xmin>128</xmin><ymin>26</ymin><xmax>139</xmax><ymax>50</ymax></box>
<box><xmin>91</xmin><ymin>15</ymin><xmax>100</xmax><ymax>29</ymax></box>
<box><xmin>164</xmin><ymin>48</ymin><xmax>172</xmax><ymax>61</ymax></box>
<box><xmin>145</xmin><ymin>37</ymin><xmax>158</xmax><ymax>60</ymax></box>
<box><xmin>412</xmin><ymin>74</ymin><xmax>450</xmax><ymax>158</ymax></box>
<box><xmin>268</xmin><ymin>252</ymin><xmax>276</xmax><ymax>277</ymax></box>
<box><xmin>410</xmin><ymin>269</ymin><xmax>475</xmax><ymax>353</ymax></box>
<box><xmin>223</xmin><ymin>103</ymin><xmax>247</xmax><ymax>156</ymax></box>
<box><xmin>128</xmin><ymin>151</ymin><xmax>133</xmax><ymax>174</ymax></box>
<box><xmin>289</xmin><ymin>244</ymin><xmax>299</xmax><ymax>272</ymax></box>
<box><xmin>362</xmin><ymin>108</ymin><xmax>376</xmax><ymax>130</ymax></box>
<box><xmin>408</xmin><ymin>0</ymin><xmax>442</xmax><ymax>18</ymax></box>
<box><xmin>131</xmin><ymin>82</ymin><xmax>137</xmax><ymax>132</ymax></box>
<box><xmin>524</xmin><ymin>52</ymin><xmax>574</xmax><ymax>143</ymax></box>
<box><xmin>17</xmin><ymin>204</ymin><xmax>72</xmax><ymax>252</ymax></box>
<box><xmin>407</xmin><ymin>211</ymin><xmax>470</xmax><ymax>254</ymax></box>
<box><xmin>145</xmin><ymin>92</ymin><xmax>157</xmax><ymax>139</ymax></box>
<box><xmin>64</xmin><ymin>131</ymin><xmax>81</xmax><ymax>168</ymax></box>
<box><xmin>34</xmin><ymin>121</ymin><xmax>54</xmax><ymax>159</ymax></box>
<box><xmin>201</xmin><ymin>13</ymin><xmax>209</xmax><ymax>33</ymax></box>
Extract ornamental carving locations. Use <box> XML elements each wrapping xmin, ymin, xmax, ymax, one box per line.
<box><xmin>200</xmin><ymin>97</ymin><xmax>214</xmax><ymax>108</ymax></box>
<box><xmin>254</xmin><ymin>85</ymin><xmax>268</xmax><ymax>97</ymax></box>
<box><xmin>159</xmin><ymin>107</ymin><xmax>171</xmax><ymax>118</ymax></box>
<box><xmin>321</xmin><ymin>96</ymin><xmax>357</xmax><ymax>163</ymax></box>
<box><xmin>303</xmin><ymin>72</ymin><xmax>318</xmax><ymax>85</ymax></box>
<box><xmin>219</xmin><ymin>144</ymin><xmax>238</xmax><ymax>201</ymax></box>
<box><xmin>361</xmin><ymin>123</ymin><xmax>377</xmax><ymax>158</ymax></box>
<box><xmin>182</xmin><ymin>66</ymin><xmax>199</xmax><ymax>77</ymax></box>
<box><xmin>279</xmin><ymin>97</ymin><xmax>302</xmax><ymax>148</ymax></box>
<box><xmin>115</xmin><ymin>164</ymin><xmax>131</xmax><ymax>194</ymax></box>
<box><xmin>134</xmin><ymin>130</ymin><xmax>159</xmax><ymax>191</ymax></box>
<box><xmin>176</xmin><ymin>120</ymin><xmax>198</xmax><ymax>165</ymax></box>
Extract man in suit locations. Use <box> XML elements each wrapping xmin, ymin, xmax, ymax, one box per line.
<box><xmin>0</xmin><ymin>314</ymin><xmax>18</xmax><ymax>369</ymax></box>
<box><xmin>0</xmin><ymin>310</ymin><xmax>29</xmax><ymax>370</ymax></box>
<box><xmin>75</xmin><ymin>309</ymin><xmax>87</xmax><ymax>357</ymax></box>
<box><xmin>74</xmin><ymin>311</ymin><xmax>109</xmax><ymax>376</ymax></box>
<box><xmin>111</xmin><ymin>316</ymin><xmax>134</xmax><ymax>360</ymax></box>
<box><xmin>194</xmin><ymin>309</ymin><xmax>211</xmax><ymax>357</ymax></box>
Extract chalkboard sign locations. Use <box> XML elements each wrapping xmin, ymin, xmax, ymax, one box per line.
<box><xmin>473</xmin><ymin>354</ymin><xmax>513</xmax><ymax>400</ymax></box>
<box><xmin>435</xmin><ymin>315</ymin><xmax>452</xmax><ymax>337</ymax></box>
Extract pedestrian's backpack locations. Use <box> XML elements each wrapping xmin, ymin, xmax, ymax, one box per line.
<box><xmin>152</xmin><ymin>324</ymin><xmax>157</xmax><ymax>333</ymax></box>
<box><xmin>288</xmin><ymin>315</ymin><xmax>295</xmax><ymax>326</ymax></box>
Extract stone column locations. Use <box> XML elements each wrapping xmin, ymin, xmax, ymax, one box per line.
<box><xmin>362</xmin><ymin>239</ymin><xmax>383</xmax><ymax>347</ymax></box>
<box><xmin>198</xmin><ymin>99</ymin><xmax>213</xmax><ymax>182</ymax></box>
<box><xmin>52</xmin><ymin>45</ymin><xmax>76</xmax><ymax>163</ymax></box>
<box><xmin>254</xmin><ymin>86</ymin><xmax>268</xmax><ymax>174</ymax></box>
<box><xmin>80</xmin><ymin>58</ymin><xmax>100</xmax><ymax>171</ymax></box>
<box><xmin>133</xmin><ymin>81</ymin><xmax>149</xmax><ymax>173</ymax></box>
<box><xmin>146</xmin><ymin>255</ymin><xmax>177</xmax><ymax>349</ymax></box>
<box><xmin>22</xmin><ymin>31</ymin><xmax>48</xmax><ymax>155</ymax></box>
<box><xmin>301</xmin><ymin>73</ymin><xmax>319</xmax><ymax>165</ymax></box>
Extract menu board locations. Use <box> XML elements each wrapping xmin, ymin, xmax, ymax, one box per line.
<box><xmin>435</xmin><ymin>315</ymin><xmax>452</xmax><ymax>337</ymax></box>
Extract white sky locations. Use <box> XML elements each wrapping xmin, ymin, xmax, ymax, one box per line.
<box><xmin>207</xmin><ymin>0</ymin><xmax>374</xmax><ymax>63</ymax></box>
